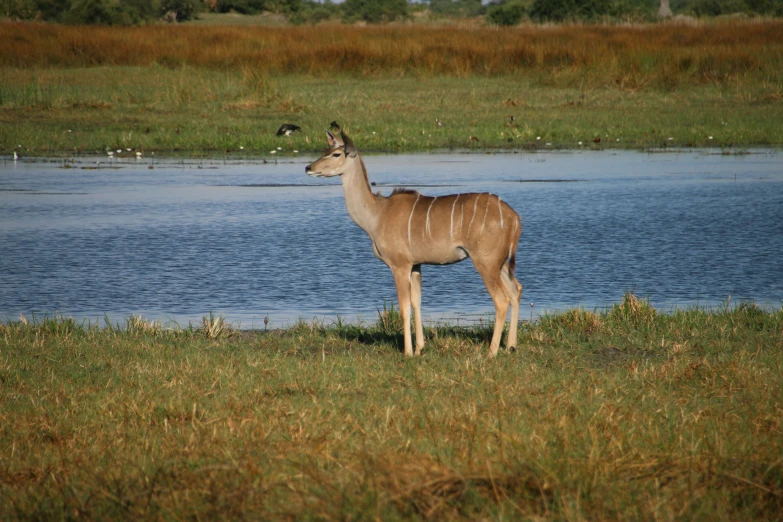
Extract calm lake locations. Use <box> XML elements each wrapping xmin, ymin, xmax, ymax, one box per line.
<box><xmin>1</xmin><ymin>150</ymin><xmax>781</xmax><ymax>328</ymax></box>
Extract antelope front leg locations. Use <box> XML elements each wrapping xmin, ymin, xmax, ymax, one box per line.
<box><xmin>410</xmin><ymin>265</ymin><xmax>425</xmax><ymax>355</ymax></box>
<box><xmin>489</xmin><ymin>299</ymin><xmax>510</xmax><ymax>357</ymax></box>
<box><xmin>392</xmin><ymin>266</ymin><xmax>414</xmax><ymax>357</ymax></box>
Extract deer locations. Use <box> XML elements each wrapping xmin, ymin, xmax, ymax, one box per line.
<box><xmin>305</xmin><ymin>130</ymin><xmax>522</xmax><ymax>357</ymax></box>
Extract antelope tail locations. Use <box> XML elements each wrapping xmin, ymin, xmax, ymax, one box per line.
<box><xmin>508</xmin><ymin>216</ymin><xmax>521</xmax><ymax>274</ymax></box>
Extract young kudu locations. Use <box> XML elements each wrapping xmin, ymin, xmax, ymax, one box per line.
<box><xmin>305</xmin><ymin>130</ymin><xmax>522</xmax><ymax>357</ymax></box>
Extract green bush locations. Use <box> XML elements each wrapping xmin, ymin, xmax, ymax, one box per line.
<box><xmin>486</xmin><ymin>0</ymin><xmax>526</xmax><ymax>25</ymax></box>
<box><xmin>64</xmin><ymin>0</ymin><xmax>151</xmax><ymax>24</ymax></box>
<box><xmin>0</xmin><ymin>0</ymin><xmax>188</xmax><ymax>24</ymax></box>
<box><xmin>341</xmin><ymin>0</ymin><xmax>408</xmax><ymax>23</ymax></box>
<box><xmin>672</xmin><ymin>0</ymin><xmax>783</xmax><ymax>15</ymax></box>
<box><xmin>430</xmin><ymin>0</ymin><xmax>484</xmax><ymax>17</ymax></box>
<box><xmin>213</xmin><ymin>0</ymin><xmax>267</xmax><ymax>14</ymax></box>
<box><xmin>529</xmin><ymin>0</ymin><xmax>614</xmax><ymax>21</ymax></box>
<box><xmin>4</xmin><ymin>0</ymin><xmax>68</xmax><ymax>20</ymax></box>
<box><xmin>288</xmin><ymin>1</ymin><xmax>333</xmax><ymax>24</ymax></box>
<box><xmin>159</xmin><ymin>0</ymin><xmax>200</xmax><ymax>21</ymax></box>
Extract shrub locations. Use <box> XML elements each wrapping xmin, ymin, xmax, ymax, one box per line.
<box><xmin>288</xmin><ymin>2</ymin><xmax>333</xmax><ymax>25</ymax></box>
<box><xmin>61</xmin><ymin>0</ymin><xmax>135</xmax><ymax>25</ymax></box>
<box><xmin>431</xmin><ymin>0</ymin><xmax>484</xmax><ymax>17</ymax></box>
<box><xmin>159</xmin><ymin>0</ymin><xmax>200</xmax><ymax>21</ymax></box>
<box><xmin>341</xmin><ymin>0</ymin><xmax>408</xmax><ymax>23</ymax></box>
<box><xmin>486</xmin><ymin>0</ymin><xmax>526</xmax><ymax>25</ymax></box>
<box><xmin>529</xmin><ymin>0</ymin><xmax>614</xmax><ymax>21</ymax></box>
<box><xmin>1</xmin><ymin>0</ymin><xmax>70</xmax><ymax>20</ymax></box>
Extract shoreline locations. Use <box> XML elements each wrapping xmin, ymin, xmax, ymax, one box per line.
<box><xmin>5</xmin><ymin>145</ymin><xmax>781</xmax><ymax>161</ymax></box>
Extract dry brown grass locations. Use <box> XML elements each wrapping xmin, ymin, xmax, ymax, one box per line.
<box><xmin>1</xmin><ymin>21</ymin><xmax>782</xmax><ymax>87</ymax></box>
<box><xmin>2</xmin><ymin>21</ymin><xmax>781</xmax><ymax>154</ymax></box>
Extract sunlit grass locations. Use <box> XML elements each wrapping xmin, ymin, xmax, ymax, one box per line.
<box><xmin>1</xmin><ymin>67</ymin><xmax>780</xmax><ymax>155</ymax></box>
<box><xmin>1</xmin><ymin>295</ymin><xmax>781</xmax><ymax>519</ymax></box>
<box><xmin>2</xmin><ymin>21</ymin><xmax>782</xmax><ymax>83</ymax></box>
<box><xmin>1</xmin><ymin>21</ymin><xmax>781</xmax><ymax>155</ymax></box>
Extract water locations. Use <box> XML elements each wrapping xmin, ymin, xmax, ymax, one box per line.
<box><xmin>1</xmin><ymin>150</ymin><xmax>781</xmax><ymax>328</ymax></box>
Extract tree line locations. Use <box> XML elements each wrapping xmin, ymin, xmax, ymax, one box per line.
<box><xmin>2</xmin><ymin>0</ymin><xmax>781</xmax><ymax>25</ymax></box>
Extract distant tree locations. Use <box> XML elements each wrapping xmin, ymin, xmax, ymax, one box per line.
<box><xmin>529</xmin><ymin>0</ymin><xmax>613</xmax><ymax>21</ymax></box>
<box><xmin>213</xmin><ymin>0</ymin><xmax>268</xmax><ymax>14</ymax></box>
<box><xmin>61</xmin><ymin>0</ymin><xmax>114</xmax><ymax>24</ymax></box>
<box><xmin>529</xmin><ymin>0</ymin><xmax>574</xmax><ymax>21</ymax></box>
<box><xmin>60</xmin><ymin>0</ymin><xmax>153</xmax><ymax>25</ymax></box>
<box><xmin>485</xmin><ymin>0</ymin><xmax>525</xmax><ymax>25</ymax></box>
<box><xmin>1</xmin><ymin>0</ymin><xmax>70</xmax><ymax>21</ymax></box>
<box><xmin>159</xmin><ymin>0</ymin><xmax>200</xmax><ymax>20</ymax></box>
<box><xmin>670</xmin><ymin>0</ymin><xmax>783</xmax><ymax>15</ymax></box>
<box><xmin>341</xmin><ymin>0</ymin><xmax>408</xmax><ymax>23</ymax></box>
<box><xmin>288</xmin><ymin>0</ymin><xmax>335</xmax><ymax>25</ymax></box>
<box><xmin>430</xmin><ymin>0</ymin><xmax>484</xmax><ymax>17</ymax></box>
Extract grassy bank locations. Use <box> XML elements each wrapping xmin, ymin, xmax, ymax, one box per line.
<box><xmin>1</xmin><ymin>21</ymin><xmax>782</xmax><ymax>155</ymax></box>
<box><xmin>1</xmin><ymin>295</ymin><xmax>782</xmax><ymax>519</ymax></box>
<box><xmin>2</xmin><ymin>68</ymin><xmax>781</xmax><ymax>156</ymax></box>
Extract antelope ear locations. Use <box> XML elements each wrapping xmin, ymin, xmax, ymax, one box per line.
<box><xmin>341</xmin><ymin>131</ymin><xmax>358</xmax><ymax>158</ymax></box>
<box><xmin>326</xmin><ymin>130</ymin><xmax>337</xmax><ymax>149</ymax></box>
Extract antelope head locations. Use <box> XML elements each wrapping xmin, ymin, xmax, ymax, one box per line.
<box><xmin>305</xmin><ymin>130</ymin><xmax>356</xmax><ymax>178</ymax></box>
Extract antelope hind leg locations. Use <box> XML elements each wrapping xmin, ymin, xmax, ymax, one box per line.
<box><xmin>410</xmin><ymin>265</ymin><xmax>425</xmax><ymax>355</ymax></box>
<box><xmin>474</xmin><ymin>261</ymin><xmax>511</xmax><ymax>357</ymax></box>
<box><xmin>500</xmin><ymin>267</ymin><xmax>522</xmax><ymax>350</ymax></box>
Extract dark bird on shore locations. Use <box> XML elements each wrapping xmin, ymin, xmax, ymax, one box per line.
<box><xmin>329</xmin><ymin>121</ymin><xmax>341</xmax><ymax>133</ymax></box>
<box><xmin>276</xmin><ymin>124</ymin><xmax>301</xmax><ymax>137</ymax></box>
<box><xmin>593</xmin><ymin>137</ymin><xmax>601</xmax><ymax>143</ymax></box>
<box><xmin>507</xmin><ymin>115</ymin><xmax>516</xmax><ymax>126</ymax></box>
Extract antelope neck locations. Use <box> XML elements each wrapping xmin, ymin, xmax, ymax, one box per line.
<box><xmin>341</xmin><ymin>156</ymin><xmax>380</xmax><ymax>235</ymax></box>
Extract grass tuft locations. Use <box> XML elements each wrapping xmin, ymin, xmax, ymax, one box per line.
<box><xmin>200</xmin><ymin>311</ymin><xmax>232</xmax><ymax>339</ymax></box>
<box><xmin>607</xmin><ymin>292</ymin><xmax>657</xmax><ymax>327</ymax></box>
<box><xmin>125</xmin><ymin>315</ymin><xmax>163</xmax><ymax>336</ymax></box>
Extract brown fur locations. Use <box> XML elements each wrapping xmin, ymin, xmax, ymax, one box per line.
<box><xmin>306</xmin><ymin>131</ymin><xmax>522</xmax><ymax>357</ymax></box>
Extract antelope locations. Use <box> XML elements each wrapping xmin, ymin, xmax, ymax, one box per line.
<box><xmin>305</xmin><ymin>130</ymin><xmax>522</xmax><ymax>357</ymax></box>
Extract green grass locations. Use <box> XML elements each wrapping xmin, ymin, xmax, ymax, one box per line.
<box><xmin>1</xmin><ymin>66</ymin><xmax>781</xmax><ymax>157</ymax></box>
<box><xmin>2</xmin><ymin>295</ymin><xmax>782</xmax><ymax>519</ymax></box>
<box><xmin>186</xmin><ymin>12</ymin><xmax>291</xmax><ymax>26</ymax></box>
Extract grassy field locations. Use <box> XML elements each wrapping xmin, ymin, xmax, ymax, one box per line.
<box><xmin>1</xmin><ymin>295</ymin><xmax>782</xmax><ymax>519</ymax></box>
<box><xmin>1</xmin><ymin>21</ymin><xmax>782</xmax><ymax>155</ymax></box>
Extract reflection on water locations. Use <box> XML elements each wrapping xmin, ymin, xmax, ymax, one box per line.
<box><xmin>1</xmin><ymin>150</ymin><xmax>781</xmax><ymax>328</ymax></box>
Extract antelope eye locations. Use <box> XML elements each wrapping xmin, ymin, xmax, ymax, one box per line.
<box><xmin>332</xmin><ymin>152</ymin><xmax>341</xmax><ymax>157</ymax></box>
